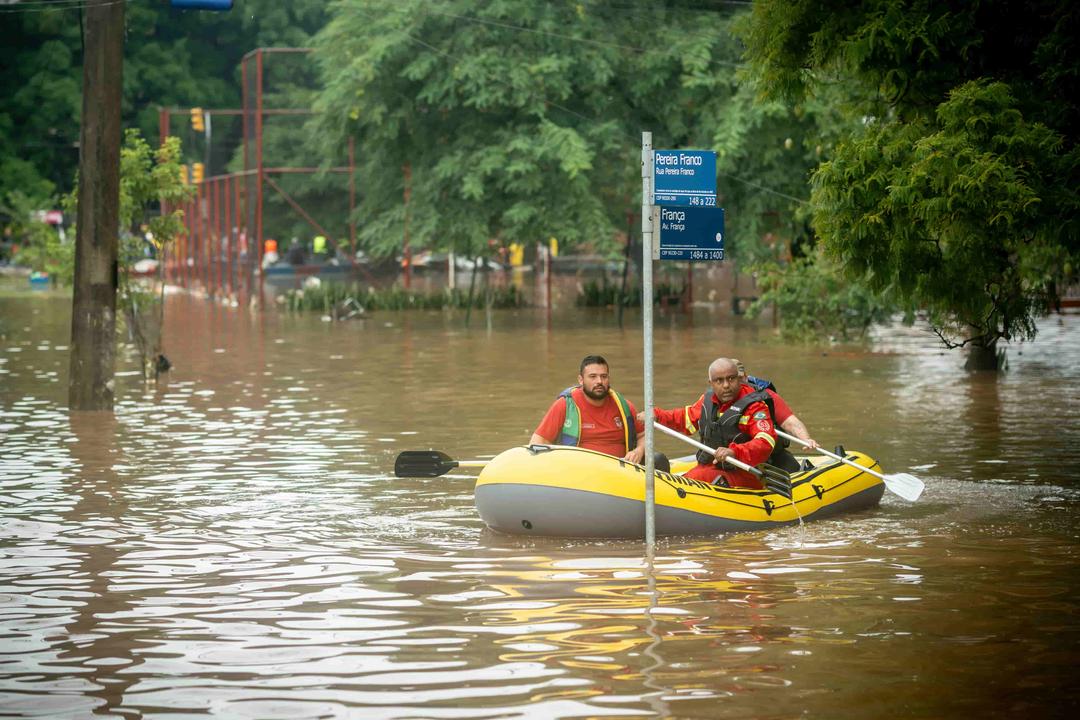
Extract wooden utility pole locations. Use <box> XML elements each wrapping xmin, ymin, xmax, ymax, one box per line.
<box><xmin>69</xmin><ymin>0</ymin><xmax>125</xmax><ymax>411</ymax></box>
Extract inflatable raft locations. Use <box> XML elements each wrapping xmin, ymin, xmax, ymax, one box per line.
<box><xmin>474</xmin><ymin>445</ymin><xmax>886</xmax><ymax>538</ymax></box>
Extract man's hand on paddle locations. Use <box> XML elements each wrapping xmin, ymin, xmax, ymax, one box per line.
<box><xmin>712</xmin><ymin>446</ymin><xmax>735</xmax><ymax>466</ymax></box>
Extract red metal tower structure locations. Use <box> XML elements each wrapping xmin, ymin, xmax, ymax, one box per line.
<box><xmin>159</xmin><ymin>48</ymin><xmax>358</xmax><ymax>304</ymax></box>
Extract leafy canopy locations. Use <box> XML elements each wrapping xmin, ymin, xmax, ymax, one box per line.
<box><xmin>2</xmin><ymin>191</ymin><xmax>69</xmax><ymax>279</ymax></box>
<box><xmin>749</xmin><ymin>247</ymin><xmax>896</xmax><ymax>343</ymax></box>
<box><xmin>312</xmin><ymin>0</ymin><xmax>746</xmax><ymax>259</ymax></box>
<box><xmin>0</xmin><ymin>0</ymin><xmax>327</xmax><ymax>206</ymax></box>
<box><xmin>740</xmin><ymin>0</ymin><xmax>1080</xmax><ymax>349</ymax></box>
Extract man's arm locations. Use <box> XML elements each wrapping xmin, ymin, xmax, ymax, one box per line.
<box><xmin>620</xmin><ymin>400</ymin><xmax>647</xmax><ymax>464</ymax></box>
<box><xmin>636</xmin><ymin>395</ymin><xmax>704</xmax><ymax>436</ymax></box>
<box><xmin>780</xmin><ymin>414</ymin><xmax>818</xmax><ymax>450</ymax></box>
<box><xmin>530</xmin><ymin>398</ymin><xmax>565</xmax><ymax>446</ymax></box>
<box><xmin>766</xmin><ymin>388</ymin><xmax>793</xmax><ymax>425</ymax></box>
<box><xmin>622</xmin><ymin>431</ymin><xmax>646</xmax><ymax>464</ymax></box>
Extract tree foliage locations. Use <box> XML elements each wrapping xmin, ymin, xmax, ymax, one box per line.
<box><xmin>711</xmin><ymin>55</ymin><xmax>863</xmax><ymax>264</ymax></box>
<box><xmin>0</xmin><ymin>1</ymin><xmax>327</xmax><ymax>206</ymax></box>
<box><xmin>64</xmin><ymin>131</ymin><xmax>194</xmax><ymax>377</ymax></box>
<box><xmin>817</xmin><ymin>80</ymin><xmax>1077</xmax><ymax>346</ymax></box>
<box><xmin>117</xmin><ymin>132</ymin><xmax>193</xmax><ymax>378</ymax></box>
<box><xmin>311</xmin><ymin>0</ymin><xmax>751</xmax><ymax>260</ymax></box>
<box><xmin>2</xmin><ymin>191</ymin><xmax>70</xmax><ymax>279</ymax></box>
<box><xmin>740</xmin><ymin>0</ymin><xmax>1080</xmax><ymax>353</ymax></box>
<box><xmin>748</xmin><ymin>248</ymin><xmax>896</xmax><ymax>343</ymax></box>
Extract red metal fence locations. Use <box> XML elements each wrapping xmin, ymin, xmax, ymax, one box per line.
<box><xmin>160</xmin><ymin>48</ymin><xmax>356</xmax><ymax>305</ymax></box>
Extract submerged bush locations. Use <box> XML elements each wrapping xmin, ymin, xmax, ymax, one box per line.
<box><xmin>281</xmin><ymin>282</ymin><xmax>527</xmax><ymax>313</ymax></box>
<box><xmin>576</xmin><ymin>279</ymin><xmax>684</xmax><ymax>308</ymax></box>
<box><xmin>748</xmin><ymin>249</ymin><xmax>897</xmax><ymax>342</ymax></box>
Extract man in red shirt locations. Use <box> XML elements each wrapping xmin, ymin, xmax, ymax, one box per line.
<box><xmin>732</xmin><ymin>358</ymin><xmax>819</xmax><ymax>458</ymax></box>
<box><xmin>530</xmin><ymin>355</ymin><xmax>647</xmax><ymax>464</ymax></box>
<box><xmin>649</xmin><ymin>357</ymin><xmax>777</xmax><ymax>488</ymax></box>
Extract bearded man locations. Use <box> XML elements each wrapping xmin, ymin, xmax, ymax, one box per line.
<box><xmin>530</xmin><ymin>355</ymin><xmax>647</xmax><ymax>464</ymax></box>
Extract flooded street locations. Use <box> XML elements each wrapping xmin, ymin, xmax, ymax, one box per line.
<box><xmin>2</xmin><ymin>287</ymin><xmax>1079</xmax><ymax>718</ymax></box>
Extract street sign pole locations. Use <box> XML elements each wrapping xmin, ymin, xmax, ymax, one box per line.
<box><xmin>641</xmin><ymin>131</ymin><xmax>656</xmax><ymax>547</ymax></box>
<box><xmin>641</xmin><ymin>143</ymin><xmax>720</xmax><ymax>550</ymax></box>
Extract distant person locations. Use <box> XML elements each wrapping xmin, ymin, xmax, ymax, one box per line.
<box><xmin>732</xmin><ymin>358</ymin><xmax>818</xmax><ymax>467</ymax></box>
<box><xmin>313</xmin><ymin>234</ymin><xmax>327</xmax><ymax>257</ymax></box>
<box><xmin>1</xmin><ymin>226</ymin><xmax>13</xmax><ymax>263</ymax></box>
<box><xmin>644</xmin><ymin>357</ymin><xmax>778</xmax><ymax>489</ymax></box>
<box><xmin>286</xmin><ymin>239</ymin><xmax>307</xmax><ymax>266</ymax></box>
<box><xmin>530</xmin><ymin>355</ymin><xmax>651</xmax><ymax>466</ymax></box>
<box><xmin>261</xmin><ymin>238</ymin><xmax>279</xmax><ymax>268</ymax></box>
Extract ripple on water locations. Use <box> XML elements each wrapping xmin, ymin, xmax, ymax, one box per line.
<box><xmin>1</xmin><ymin>302</ymin><xmax>1079</xmax><ymax>718</ymax></box>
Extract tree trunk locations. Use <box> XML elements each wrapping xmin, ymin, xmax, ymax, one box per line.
<box><xmin>617</xmin><ymin>210</ymin><xmax>633</xmax><ymax>329</ymax></box>
<box><xmin>464</xmin><ymin>255</ymin><xmax>479</xmax><ymax>327</ymax></box>
<box><xmin>964</xmin><ymin>338</ymin><xmax>1001</xmax><ymax>371</ymax></box>
<box><xmin>68</xmin><ymin>0</ymin><xmax>124</xmax><ymax>411</ymax></box>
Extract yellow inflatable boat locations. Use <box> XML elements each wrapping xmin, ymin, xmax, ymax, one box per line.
<box><xmin>474</xmin><ymin>445</ymin><xmax>886</xmax><ymax>537</ymax></box>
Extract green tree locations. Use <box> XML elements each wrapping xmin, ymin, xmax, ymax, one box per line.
<box><xmin>117</xmin><ymin>132</ymin><xmax>193</xmax><ymax>379</ymax></box>
<box><xmin>711</xmin><ymin>65</ymin><xmax>863</xmax><ymax>265</ymax></box>
<box><xmin>0</xmin><ymin>8</ymin><xmax>82</xmax><ymax>202</ymax></box>
<box><xmin>0</xmin><ymin>1</ymin><xmax>327</xmax><ymax>205</ymax></box>
<box><xmin>66</xmin><ymin>131</ymin><xmax>194</xmax><ymax>378</ymax></box>
<box><xmin>311</xmin><ymin>0</ymin><xmax>749</xmax><ymax>263</ymax></box>
<box><xmin>2</xmin><ymin>191</ymin><xmax>70</xmax><ymax>280</ymax></box>
<box><xmin>749</xmin><ymin>248</ymin><xmax>896</xmax><ymax>343</ymax></box>
<box><xmin>740</xmin><ymin>0</ymin><xmax>1080</xmax><ymax>368</ymax></box>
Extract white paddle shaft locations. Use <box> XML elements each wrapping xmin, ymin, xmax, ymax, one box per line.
<box><xmin>774</xmin><ymin>429</ymin><xmax>924</xmax><ymax>501</ymax></box>
<box><xmin>774</xmin><ymin>429</ymin><xmax>881</xmax><ymax>478</ymax></box>
<box><xmin>652</xmin><ymin>422</ymin><xmax>758</xmax><ymax>475</ymax></box>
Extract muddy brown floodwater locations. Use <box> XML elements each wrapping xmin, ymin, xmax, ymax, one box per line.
<box><xmin>2</xmin><ymin>287</ymin><xmax>1078</xmax><ymax>719</ymax></box>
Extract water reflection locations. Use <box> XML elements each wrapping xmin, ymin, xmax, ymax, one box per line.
<box><xmin>1</xmin><ymin>288</ymin><xmax>1079</xmax><ymax>718</ymax></box>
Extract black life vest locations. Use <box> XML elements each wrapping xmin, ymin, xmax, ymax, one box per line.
<box><xmin>737</xmin><ymin>377</ymin><xmax>801</xmax><ymax>472</ymax></box>
<box><xmin>695</xmin><ymin>387</ymin><xmax>776</xmax><ymax>465</ymax></box>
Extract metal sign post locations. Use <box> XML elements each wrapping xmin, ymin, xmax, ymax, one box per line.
<box><xmin>641</xmin><ymin>132</ymin><xmax>656</xmax><ymax>546</ymax></box>
<box><xmin>641</xmin><ymin>137</ymin><xmax>721</xmax><ymax>550</ymax></box>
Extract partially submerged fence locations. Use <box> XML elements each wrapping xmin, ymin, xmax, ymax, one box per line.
<box><xmin>160</xmin><ymin>48</ymin><xmax>356</xmax><ymax>304</ymax></box>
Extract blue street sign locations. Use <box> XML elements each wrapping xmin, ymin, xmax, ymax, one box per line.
<box><xmin>652</xmin><ymin>150</ymin><xmax>717</xmax><ymax>206</ymax></box>
<box><xmin>171</xmin><ymin>0</ymin><xmax>234</xmax><ymax>9</ymax></box>
<box><xmin>655</xmin><ymin>206</ymin><xmax>725</xmax><ymax>262</ymax></box>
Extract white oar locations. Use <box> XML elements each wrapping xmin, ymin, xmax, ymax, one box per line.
<box><xmin>774</xmin><ymin>429</ymin><xmax>925</xmax><ymax>501</ymax></box>
<box><xmin>652</xmin><ymin>422</ymin><xmax>792</xmax><ymax>497</ymax></box>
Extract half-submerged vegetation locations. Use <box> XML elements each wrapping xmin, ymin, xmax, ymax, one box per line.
<box><xmin>280</xmin><ymin>282</ymin><xmax>527</xmax><ymax>314</ymax></box>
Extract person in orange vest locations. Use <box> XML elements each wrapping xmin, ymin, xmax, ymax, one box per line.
<box><xmin>262</xmin><ymin>238</ymin><xmax>279</xmax><ymax>268</ymax></box>
<box><xmin>530</xmin><ymin>355</ymin><xmax>648</xmax><ymax>465</ymax></box>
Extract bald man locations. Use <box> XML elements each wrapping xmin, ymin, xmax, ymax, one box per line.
<box><xmin>647</xmin><ymin>357</ymin><xmax>778</xmax><ymax>488</ymax></box>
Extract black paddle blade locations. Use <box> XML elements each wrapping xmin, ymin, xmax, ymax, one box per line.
<box><xmin>760</xmin><ymin>463</ymin><xmax>793</xmax><ymax>499</ymax></box>
<box><xmin>394</xmin><ymin>450</ymin><xmax>458</xmax><ymax>478</ymax></box>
